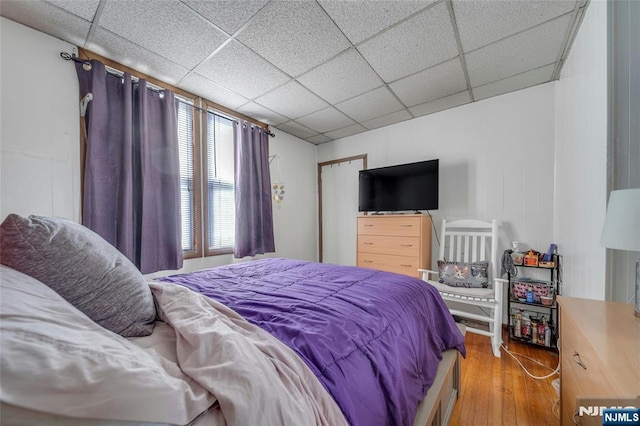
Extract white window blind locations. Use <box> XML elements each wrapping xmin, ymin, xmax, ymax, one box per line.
<box><xmin>177</xmin><ymin>99</ymin><xmax>196</xmax><ymax>253</ymax></box>
<box><xmin>206</xmin><ymin>113</ymin><xmax>235</xmax><ymax>251</ymax></box>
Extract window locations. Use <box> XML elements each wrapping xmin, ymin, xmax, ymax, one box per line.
<box><xmin>205</xmin><ymin>113</ymin><xmax>235</xmax><ymax>252</ymax></box>
<box><xmin>176</xmin><ymin>97</ymin><xmax>236</xmax><ymax>257</ymax></box>
<box><xmin>177</xmin><ymin>99</ymin><xmax>198</xmax><ymax>254</ymax></box>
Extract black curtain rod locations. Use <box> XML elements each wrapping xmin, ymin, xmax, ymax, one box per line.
<box><xmin>60</xmin><ymin>51</ymin><xmax>275</xmax><ymax>137</ymax></box>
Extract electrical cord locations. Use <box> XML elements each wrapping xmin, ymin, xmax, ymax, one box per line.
<box><xmin>500</xmin><ymin>343</ymin><xmax>560</xmax><ymax>380</ymax></box>
<box><xmin>426</xmin><ymin>210</ymin><xmax>440</xmax><ymax>247</ymax></box>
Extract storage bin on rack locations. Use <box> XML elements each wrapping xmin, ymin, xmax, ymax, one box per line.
<box><xmin>511</xmin><ymin>277</ymin><xmax>553</xmax><ymax>303</ymax></box>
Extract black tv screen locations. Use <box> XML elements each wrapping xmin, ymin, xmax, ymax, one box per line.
<box><xmin>358</xmin><ymin>159</ymin><xmax>439</xmax><ymax>212</ymax></box>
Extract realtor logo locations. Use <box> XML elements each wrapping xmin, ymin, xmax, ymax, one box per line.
<box><xmin>602</xmin><ymin>408</ymin><xmax>640</xmax><ymax>425</ymax></box>
<box><xmin>577</xmin><ymin>397</ymin><xmax>640</xmax><ymax>426</ymax></box>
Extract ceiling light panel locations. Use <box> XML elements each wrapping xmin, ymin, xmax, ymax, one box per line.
<box><xmin>195</xmin><ymin>40</ymin><xmax>290</xmax><ymax>99</ymax></box>
<box><xmin>453</xmin><ymin>0</ymin><xmax>578</xmax><ymax>53</ymax></box>
<box><xmin>236</xmin><ymin>1</ymin><xmax>351</xmax><ymax>77</ymax></box>
<box><xmin>465</xmin><ymin>14</ymin><xmax>573</xmax><ymax>87</ymax></box>
<box><xmin>183</xmin><ymin>0</ymin><xmax>269</xmax><ymax>35</ymax></box>
<box><xmin>255</xmin><ymin>81</ymin><xmax>329</xmax><ymax>119</ymax></box>
<box><xmin>336</xmin><ymin>87</ymin><xmax>405</xmax><ymax>122</ymax></box>
<box><xmin>307</xmin><ymin>134</ymin><xmax>333</xmax><ymax>144</ymax></box>
<box><xmin>297</xmin><ymin>49</ymin><xmax>384</xmax><ymax>104</ymax></box>
<box><xmin>318</xmin><ymin>0</ymin><xmax>436</xmax><ymax>45</ymax></box>
<box><xmin>98</xmin><ymin>1</ymin><xmax>228</xmax><ymax>69</ymax></box>
<box><xmin>358</xmin><ymin>2</ymin><xmax>458</xmax><ymax>82</ymax></box>
<box><xmin>390</xmin><ymin>58</ymin><xmax>467</xmax><ymax>107</ymax></box>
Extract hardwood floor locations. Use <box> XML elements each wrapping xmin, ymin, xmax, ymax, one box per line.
<box><xmin>449</xmin><ymin>329</ymin><xmax>560</xmax><ymax>426</ymax></box>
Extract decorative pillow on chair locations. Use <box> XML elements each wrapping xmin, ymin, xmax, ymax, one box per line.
<box><xmin>0</xmin><ymin>214</ymin><xmax>156</xmax><ymax>337</ymax></box>
<box><xmin>437</xmin><ymin>260</ymin><xmax>490</xmax><ymax>288</ymax></box>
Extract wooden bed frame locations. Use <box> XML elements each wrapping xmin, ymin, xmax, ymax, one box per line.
<box><xmin>413</xmin><ymin>324</ymin><xmax>465</xmax><ymax>426</ymax></box>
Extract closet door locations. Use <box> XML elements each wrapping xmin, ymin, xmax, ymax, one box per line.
<box><xmin>319</xmin><ymin>156</ymin><xmax>365</xmax><ymax>266</ymax></box>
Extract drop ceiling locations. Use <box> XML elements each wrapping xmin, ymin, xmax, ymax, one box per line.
<box><xmin>1</xmin><ymin>0</ymin><xmax>589</xmax><ymax>144</ymax></box>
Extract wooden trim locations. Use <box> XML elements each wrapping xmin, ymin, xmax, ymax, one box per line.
<box><xmin>317</xmin><ymin>154</ymin><xmax>367</xmax><ymax>263</ymax></box>
<box><xmin>184</xmin><ymin>98</ymin><xmax>203</xmax><ymax>259</ymax></box>
<box><xmin>77</xmin><ymin>47</ymin><xmax>269</xmax><ymax>130</ymax></box>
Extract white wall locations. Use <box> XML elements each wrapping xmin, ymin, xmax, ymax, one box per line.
<box><xmin>0</xmin><ymin>18</ymin><xmax>318</xmax><ymax>277</ymax></box>
<box><xmin>319</xmin><ymin>83</ymin><xmax>557</xmax><ymax>267</ymax></box>
<box><xmin>553</xmin><ymin>0</ymin><xmax>608</xmax><ymax>300</ymax></box>
<box><xmin>1</xmin><ymin>17</ymin><xmax>81</xmax><ymax>221</ymax></box>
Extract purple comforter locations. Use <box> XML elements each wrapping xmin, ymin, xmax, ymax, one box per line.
<box><xmin>159</xmin><ymin>258</ymin><xmax>465</xmax><ymax>426</ymax></box>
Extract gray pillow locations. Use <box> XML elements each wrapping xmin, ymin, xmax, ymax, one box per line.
<box><xmin>0</xmin><ymin>214</ymin><xmax>155</xmax><ymax>337</ymax></box>
<box><xmin>437</xmin><ymin>260</ymin><xmax>490</xmax><ymax>288</ymax></box>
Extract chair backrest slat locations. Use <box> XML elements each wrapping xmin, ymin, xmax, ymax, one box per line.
<box><xmin>438</xmin><ymin>219</ymin><xmax>498</xmax><ymax>280</ymax></box>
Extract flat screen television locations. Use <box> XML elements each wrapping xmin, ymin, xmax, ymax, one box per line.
<box><xmin>358</xmin><ymin>159</ymin><xmax>439</xmax><ymax>212</ymax></box>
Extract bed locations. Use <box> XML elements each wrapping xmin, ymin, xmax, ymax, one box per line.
<box><xmin>0</xmin><ymin>214</ymin><xmax>465</xmax><ymax>426</ymax></box>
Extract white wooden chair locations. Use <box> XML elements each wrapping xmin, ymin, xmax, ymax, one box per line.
<box><xmin>420</xmin><ymin>219</ymin><xmax>506</xmax><ymax>357</ymax></box>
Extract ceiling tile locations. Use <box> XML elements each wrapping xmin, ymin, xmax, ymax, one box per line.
<box><xmin>296</xmin><ymin>107</ymin><xmax>356</xmax><ymax>134</ymax></box>
<box><xmin>362</xmin><ymin>110</ymin><xmax>413</xmax><ymax>130</ymax></box>
<box><xmin>236</xmin><ymin>102</ymin><xmax>288</xmax><ymax>126</ymax></box>
<box><xmin>86</xmin><ymin>27</ymin><xmax>190</xmax><ymax>85</ymax></box>
<box><xmin>183</xmin><ymin>0</ymin><xmax>269</xmax><ymax>35</ymax></box>
<box><xmin>297</xmin><ymin>49</ymin><xmax>383</xmax><ymax>104</ymax></box>
<box><xmin>1</xmin><ymin>0</ymin><xmax>91</xmax><ymax>46</ymax></box>
<box><xmin>318</xmin><ymin>0</ymin><xmax>436</xmax><ymax>44</ymax></box>
<box><xmin>177</xmin><ymin>73</ymin><xmax>248</xmax><ymax>109</ymax></box>
<box><xmin>357</xmin><ymin>2</ymin><xmax>458</xmax><ymax>82</ymax></box>
<box><xmin>324</xmin><ymin>124</ymin><xmax>368</xmax><ymax>140</ymax></box>
<box><xmin>390</xmin><ymin>58</ymin><xmax>467</xmax><ymax>107</ymax></box>
<box><xmin>46</xmin><ymin>0</ymin><xmax>99</xmax><ymax>21</ymax></box>
<box><xmin>453</xmin><ymin>0</ymin><xmax>578</xmax><ymax>52</ymax></box>
<box><xmin>473</xmin><ymin>64</ymin><xmax>555</xmax><ymax>101</ymax></box>
<box><xmin>275</xmin><ymin>121</ymin><xmax>318</xmax><ymax>140</ymax></box>
<box><xmin>236</xmin><ymin>1</ymin><xmax>351</xmax><ymax>77</ymax></box>
<box><xmin>195</xmin><ymin>40</ymin><xmax>290</xmax><ymax>99</ymax></box>
<box><xmin>336</xmin><ymin>87</ymin><xmax>405</xmax><ymax>122</ymax></box>
<box><xmin>98</xmin><ymin>1</ymin><xmax>228</xmax><ymax>69</ymax></box>
<box><xmin>307</xmin><ymin>134</ymin><xmax>333</xmax><ymax>144</ymax></box>
<box><xmin>409</xmin><ymin>91</ymin><xmax>471</xmax><ymax>117</ymax></box>
<box><xmin>255</xmin><ymin>81</ymin><xmax>329</xmax><ymax>119</ymax></box>
<box><xmin>465</xmin><ymin>14</ymin><xmax>573</xmax><ymax>87</ymax></box>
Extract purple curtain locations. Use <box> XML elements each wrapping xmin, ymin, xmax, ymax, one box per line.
<box><xmin>234</xmin><ymin>121</ymin><xmax>275</xmax><ymax>258</ymax></box>
<box><xmin>75</xmin><ymin>60</ymin><xmax>182</xmax><ymax>273</ymax></box>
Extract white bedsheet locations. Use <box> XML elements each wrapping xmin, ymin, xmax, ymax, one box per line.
<box><xmin>0</xmin><ymin>266</ymin><xmax>346</xmax><ymax>426</ymax></box>
<box><xmin>148</xmin><ymin>281</ymin><xmax>347</xmax><ymax>426</ymax></box>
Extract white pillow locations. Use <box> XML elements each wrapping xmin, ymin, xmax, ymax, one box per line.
<box><xmin>0</xmin><ymin>266</ymin><xmax>215</xmax><ymax>424</ymax></box>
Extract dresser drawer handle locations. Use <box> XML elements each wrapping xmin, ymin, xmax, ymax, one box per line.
<box><xmin>363</xmin><ymin>242</ymin><xmax>374</xmax><ymax>245</ymax></box>
<box><xmin>400</xmin><ymin>224</ymin><xmax>413</xmax><ymax>228</ymax></box>
<box><xmin>363</xmin><ymin>260</ymin><xmax>373</xmax><ymax>263</ymax></box>
<box><xmin>400</xmin><ymin>264</ymin><xmax>413</xmax><ymax>268</ymax></box>
<box><xmin>400</xmin><ymin>244</ymin><xmax>413</xmax><ymax>247</ymax></box>
<box><xmin>364</xmin><ymin>224</ymin><xmax>374</xmax><ymax>227</ymax></box>
<box><xmin>573</xmin><ymin>351</ymin><xmax>587</xmax><ymax>369</ymax></box>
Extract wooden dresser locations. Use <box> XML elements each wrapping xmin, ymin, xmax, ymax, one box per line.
<box><xmin>356</xmin><ymin>214</ymin><xmax>431</xmax><ymax>278</ymax></box>
<box><xmin>557</xmin><ymin>296</ymin><xmax>640</xmax><ymax>425</ymax></box>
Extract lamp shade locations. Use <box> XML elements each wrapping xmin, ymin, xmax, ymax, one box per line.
<box><xmin>600</xmin><ymin>188</ymin><xmax>640</xmax><ymax>251</ymax></box>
